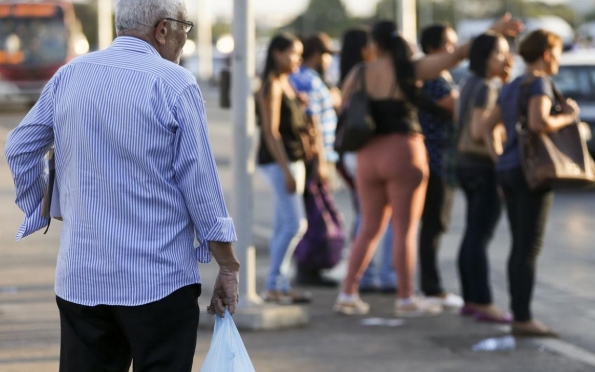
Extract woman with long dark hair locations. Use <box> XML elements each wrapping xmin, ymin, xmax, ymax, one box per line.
<box><xmin>334</xmin><ymin>16</ymin><xmax>522</xmax><ymax>316</ymax></box>
<box><xmin>256</xmin><ymin>33</ymin><xmax>311</xmax><ymax>304</ymax></box>
<box><xmin>483</xmin><ymin>29</ymin><xmax>578</xmax><ymax>337</ymax></box>
<box><xmin>456</xmin><ymin>32</ymin><xmax>513</xmax><ymax>323</ymax></box>
<box><xmin>338</xmin><ymin>26</ymin><xmax>396</xmax><ymax>294</ymax></box>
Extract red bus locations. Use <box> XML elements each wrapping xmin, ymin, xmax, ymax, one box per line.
<box><xmin>0</xmin><ymin>0</ymin><xmax>87</xmax><ymax>104</ymax></box>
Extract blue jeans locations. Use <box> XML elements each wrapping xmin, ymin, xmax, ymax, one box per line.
<box><xmin>358</xmin><ymin>214</ymin><xmax>397</xmax><ymax>289</ymax></box>
<box><xmin>259</xmin><ymin>161</ymin><xmax>306</xmax><ymax>292</ymax></box>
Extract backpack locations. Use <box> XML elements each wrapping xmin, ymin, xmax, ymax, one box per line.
<box><xmin>294</xmin><ymin>179</ymin><xmax>345</xmax><ymax>270</ymax></box>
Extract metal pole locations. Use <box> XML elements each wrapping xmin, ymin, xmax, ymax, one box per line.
<box><xmin>231</xmin><ymin>0</ymin><xmax>262</xmax><ymax>307</ymax></box>
<box><xmin>397</xmin><ymin>0</ymin><xmax>417</xmax><ymax>43</ymax></box>
<box><xmin>97</xmin><ymin>0</ymin><xmax>113</xmax><ymax>50</ymax></box>
<box><xmin>196</xmin><ymin>0</ymin><xmax>213</xmax><ymax>82</ymax></box>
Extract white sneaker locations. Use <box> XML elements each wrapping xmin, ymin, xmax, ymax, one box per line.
<box><xmin>395</xmin><ymin>297</ymin><xmax>443</xmax><ymax>318</ymax></box>
<box><xmin>425</xmin><ymin>293</ymin><xmax>464</xmax><ymax>311</ymax></box>
<box><xmin>333</xmin><ymin>294</ymin><xmax>370</xmax><ymax>315</ymax></box>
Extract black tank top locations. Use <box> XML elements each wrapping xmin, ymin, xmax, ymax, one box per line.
<box><xmin>369</xmin><ymin>99</ymin><xmax>422</xmax><ymax>135</ymax></box>
<box><xmin>257</xmin><ymin>93</ymin><xmax>306</xmax><ymax>165</ymax></box>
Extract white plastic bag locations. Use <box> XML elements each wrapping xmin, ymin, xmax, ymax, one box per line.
<box><xmin>200</xmin><ymin>310</ymin><xmax>256</xmax><ymax>372</ymax></box>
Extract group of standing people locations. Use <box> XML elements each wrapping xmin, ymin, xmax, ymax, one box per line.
<box><xmin>256</xmin><ymin>13</ymin><xmax>575</xmax><ymax>337</ymax></box>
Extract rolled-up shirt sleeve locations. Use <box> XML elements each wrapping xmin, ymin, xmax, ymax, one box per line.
<box><xmin>172</xmin><ymin>84</ymin><xmax>237</xmax><ymax>263</ymax></box>
<box><xmin>5</xmin><ymin>78</ymin><xmax>56</xmax><ymax>240</ymax></box>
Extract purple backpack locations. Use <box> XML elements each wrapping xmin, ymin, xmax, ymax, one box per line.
<box><xmin>294</xmin><ymin>179</ymin><xmax>345</xmax><ymax>270</ymax></box>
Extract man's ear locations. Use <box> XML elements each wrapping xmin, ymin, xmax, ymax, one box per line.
<box><xmin>154</xmin><ymin>20</ymin><xmax>168</xmax><ymax>45</ymax></box>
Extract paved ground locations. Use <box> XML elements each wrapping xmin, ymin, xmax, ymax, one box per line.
<box><xmin>1</xmin><ymin>87</ymin><xmax>595</xmax><ymax>371</ymax></box>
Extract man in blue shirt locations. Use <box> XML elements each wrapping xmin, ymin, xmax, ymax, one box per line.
<box><xmin>290</xmin><ymin>33</ymin><xmax>342</xmax><ymax>287</ymax></box>
<box><xmin>4</xmin><ymin>0</ymin><xmax>239</xmax><ymax>370</ymax></box>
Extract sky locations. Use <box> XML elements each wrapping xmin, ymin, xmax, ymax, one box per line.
<box><xmin>186</xmin><ymin>0</ymin><xmax>381</xmax><ymax>25</ymax></box>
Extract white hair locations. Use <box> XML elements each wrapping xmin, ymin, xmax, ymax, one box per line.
<box><xmin>116</xmin><ymin>0</ymin><xmax>186</xmax><ymax>33</ymax></box>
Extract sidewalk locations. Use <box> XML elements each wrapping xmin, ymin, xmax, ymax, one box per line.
<box><xmin>1</xmin><ymin>86</ymin><xmax>594</xmax><ymax>371</ymax></box>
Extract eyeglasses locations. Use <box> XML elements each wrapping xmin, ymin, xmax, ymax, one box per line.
<box><xmin>157</xmin><ymin>18</ymin><xmax>194</xmax><ymax>34</ymax></box>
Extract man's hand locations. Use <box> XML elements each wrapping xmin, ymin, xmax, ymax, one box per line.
<box><xmin>207</xmin><ymin>241</ymin><xmax>241</xmax><ymax>317</ymax></box>
<box><xmin>207</xmin><ymin>266</ymin><xmax>239</xmax><ymax>317</ymax></box>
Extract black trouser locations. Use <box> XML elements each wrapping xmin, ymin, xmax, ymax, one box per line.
<box><xmin>457</xmin><ymin>166</ymin><xmax>502</xmax><ymax>305</ymax></box>
<box><xmin>498</xmin><ymin>167</ymin><xmax>553</xmax><ymax>322</ymax></box>
<box><xmin>57</xmin><ymin>284</ymin><xmax>201</xmax><ymax>372</ymax></box>
<box><xmin>419</xmin><ymin>171</ymin><xmax>455</xmax><ymax>296</ymax></box>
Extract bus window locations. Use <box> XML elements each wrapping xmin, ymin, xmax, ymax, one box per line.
<box><xmin>0</xmin><ymin>9</ymin><xmax>68</xmax><ymax>66</ymax></box>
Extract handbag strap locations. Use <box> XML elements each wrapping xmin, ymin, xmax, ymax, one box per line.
<box><xmin>357</xmin><ymin>63</ymin><xmax>367</xmax><ymax>94</ymax></box>
<box><xmin>517</xmin><ymin>75</ymin><xmax>570</xmax><ymax>131</ymax></box>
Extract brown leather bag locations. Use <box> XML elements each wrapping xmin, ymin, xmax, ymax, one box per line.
<box><xmin>516</xmin><ymin>76</ymin><xmax>595</xmax><ymax>190</ymax></box>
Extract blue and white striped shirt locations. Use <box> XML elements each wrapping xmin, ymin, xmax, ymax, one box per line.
<box><xmin>290</xmin><ymin>66</ymin><xmax>339</xmax><ymax>163</ymax></box>
<box><xmin>4</xmin><ymin>37</ymin><xmax>237</xmax><ymax>306</ymax></box>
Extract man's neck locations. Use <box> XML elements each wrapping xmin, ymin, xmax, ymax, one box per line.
<box><xmin>117</xmin><ymin>32</ymin><xmax>160</xmax><ymax>53</ymax></box>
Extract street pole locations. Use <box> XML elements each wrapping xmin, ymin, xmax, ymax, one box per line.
<box><xmin>231</xmin><ymin>0</ymin><xmax>262</xmax><ymax>307</ymax></box>
<box><xmin>397</xmin><ymin>0</ymin><xmax>417</xmax><ymax>43</ymax></box>
<box><xmin>97</xmin><ymin>0</ymin><xmax>113</xmax><ymax>50</ymax></box>
<box><xmin>196</xmin><ymin>0</ymin><xmax>213</xmax><ymax>82</ymax></box>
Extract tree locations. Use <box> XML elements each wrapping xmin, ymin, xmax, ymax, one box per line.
<box><xmin>73</xmin><ymin>3</ymin><xmax>98</xmax><ymax>50</ymax></box>
<box><xmin>281</xmin><ymin>0</ymin><xmax>363</xmax><ymax>38</ymax></box>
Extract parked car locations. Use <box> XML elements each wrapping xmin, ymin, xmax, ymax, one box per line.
<box><xmin>550</xmin><ymin>50</ymin><xmax>595</xmax><ymax>156</ymax></box>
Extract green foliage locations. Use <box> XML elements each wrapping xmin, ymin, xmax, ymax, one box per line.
<box><xmin>281</xmin><ymin>0</ymin><xmax>365</xmax><ymax>37</ymax></box>
<box><xmin>278</xmin><ymin>0</ymin><xmax>578</xmax><ymax>38</ymax></box>
<box><xmin>73</xmin><ymin>3</ymin><xmax>98</xmax><ymax>50</ymax></box>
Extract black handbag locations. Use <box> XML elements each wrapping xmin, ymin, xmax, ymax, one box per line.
<box><xmin>334</xmin><ymin>65</ymin><xmax>375</xmax><ymax>152</ymax></box>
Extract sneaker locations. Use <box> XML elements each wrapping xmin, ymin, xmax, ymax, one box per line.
<box><xmin>261</xmin><ymin>290</ymin><xmax>285</xmax><ymax>303</ymax></box>
<box><xmin>333</xmin><ymin>294</ymin><xmax>370</xmax><ymax>315</ymax></box>
<box><xmin>425</xmin><ymin>293</ymin><xmax>464</xmax><ymax>311</ymax></box>
<box><xmin>282</xmin><ymin>289</ymin><xmax>312</xmax><ymax>304</ymax></box>
<box><xmin>261</xmin><ymin>290</ymin><xmax>312</xmax><ymax>305</ymax></box>
<box><xmin>395</xmin><ymin>297</ymin><xmax>443</xmax><ymax>318</ymax></box>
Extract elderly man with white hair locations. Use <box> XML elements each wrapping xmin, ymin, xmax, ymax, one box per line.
<box><xmin>4</xmin><ymin>0</ymin><xmax>240</xmax><ymax>370</ymax></box>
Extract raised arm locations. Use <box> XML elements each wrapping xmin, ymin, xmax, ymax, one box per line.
<box><xmin>416</xmin><ymin>13</ymin><xmax>523</xmax><ymax>81</ymax></box>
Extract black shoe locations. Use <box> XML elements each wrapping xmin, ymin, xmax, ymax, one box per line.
<box><xmin>359</xmin><ymin>285</ymin><xmax>380</xmax><ymax>294</ymax></box>
<box><xmin>379</xmin><ymin>287</ymin><xmax>397</xmax><ymax>294</ymax></box>
<box><xmin>296</xmin><ymin>274</ymin><xmax>339</xmax><ymax>288</ymax></box>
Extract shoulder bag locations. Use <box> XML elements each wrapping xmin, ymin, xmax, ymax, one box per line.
<box><xmin>334</xmin><ymin>64</ymin><xmax>376</xmax><ymax>152</ymax></box>
<box><xmin>517</xmin><ymin>76</ymin><xmax>595</xmax><ymax>190</ymax></box>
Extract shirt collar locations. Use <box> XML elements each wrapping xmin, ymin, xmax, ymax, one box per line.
<box><xmin>110</xmin><ymin>36</ymin><xmax>161</xmax><ymax>57</ymax></box>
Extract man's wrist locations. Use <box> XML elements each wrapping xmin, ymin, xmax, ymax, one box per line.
<box><xmin>219</xmin><ymin>262</ymin><xmax>240</xmax><ymax>271</ymax></box>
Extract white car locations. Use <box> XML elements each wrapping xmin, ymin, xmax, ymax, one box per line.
<box><xmin>550</xmin><ymin>50</ymin><xmax>595</xmax><ymax>156</ymax></box>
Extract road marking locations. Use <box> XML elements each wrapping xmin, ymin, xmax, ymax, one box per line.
<box><xmin>536</xmin><ymin>339</ymin><xmax>595</xmax><ymax>368</ymax></box>
<box><xmin>492</xmin><ymin>325</ymin><xmax>595</xmax><ymax>367</ymax></box>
